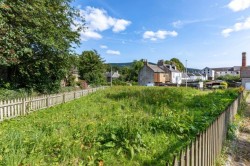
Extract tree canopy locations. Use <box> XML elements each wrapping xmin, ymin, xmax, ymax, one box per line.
<box><xmin>165</xmin><ymin>58</ymin><xmax>185</xmax><ymax>71</ymax></box>
<box><xmin>78</xmin><ymin>50</ymin><xmax>106</xmax><ymax>85</ymax></box>
<box><xmin>0</xmin><ymin>0</ymin><xmax>84</xmax><ymax>93</ymax></box>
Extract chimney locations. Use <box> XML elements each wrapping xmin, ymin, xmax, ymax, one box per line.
<box><xmin>157</xmin><ymin>60</ymin><xmax>165</xmax><ymax>66</ymax></box>
<box><xmin>242</xmin><ymin>52</ymin><xmax>246</xmax><ymax>67</ymax></box>
<box><xmin>143</xmin><ymin>59</ymin><xmax>148</xmax><ymax>66</ymax></box>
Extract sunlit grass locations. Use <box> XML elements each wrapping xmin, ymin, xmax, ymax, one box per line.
<box><xmin>0</xmin><ymin>86</ymin><xmax>239</xmax><ymax>165</ymax></box>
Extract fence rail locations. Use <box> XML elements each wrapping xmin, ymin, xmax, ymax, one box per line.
<box><xmin>166</xmin><ymin>93</ymin><xmax>243</xmax><ymax>166</ymax></box>
<box><xmin>0</xmin><ymin>87</ymin><xmax>107</xmax><ymax>122</ymax></box>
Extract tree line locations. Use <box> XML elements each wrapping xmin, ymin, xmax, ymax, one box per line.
<box><xmin>0</xmin><ymin>0</ymin><xmax>185</xmax><ymax>93</ymax></box>
<box><xmin>0</xmin><ymin>0</ymin><xmax>83</xmax><ymax>93</ymax></box>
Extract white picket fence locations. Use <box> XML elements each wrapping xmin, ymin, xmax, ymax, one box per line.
<box><xmin>0</xmin><ymin>87</ymin><xmax>107</xmax><ymax>122</ymax></box>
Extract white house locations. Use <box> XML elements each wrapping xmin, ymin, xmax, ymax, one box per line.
<box><xmin>138</xmin><ymin>60</ymin><xmax>182</xmax><ymax>85</ymax></box>
<box><xmin>157</xmin><ymin>60</ymin><xmax>182</xmax><ymax>84</ymax></box>
<box><xmin>201</xmin><ymin>67</ymin><xmax>215</xmax><ymax>80</ymax></box>
<box><xmin>182</xmin><ymin>73</ymin><xmax>207</xmax><ymax>82</ymax></box>
<box><xmin>212</xmin><ymin>67</ymin><xmax>240</xmax><ymax>78</ymax></box>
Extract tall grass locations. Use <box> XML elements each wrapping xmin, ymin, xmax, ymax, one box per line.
<box><xmin>0</xmin><ymin>87</ymin><xmax>239</xmax><ymax>165</ymax></box>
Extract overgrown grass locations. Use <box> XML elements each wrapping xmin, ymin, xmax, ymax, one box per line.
<box><xmin>0</xmin><ymin>86</ymin><xmax>239</xmax><ymax>165</ymax></box>
<box><xmin>0</xmin><ymin>86</ymin><xmax>84</xmax><ymax>101</ymax></box>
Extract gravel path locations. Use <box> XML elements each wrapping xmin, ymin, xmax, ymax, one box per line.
<box><xmin>225</xmin><ymin>94</ymin><xmax>250</xmax><ymax>166</ymax></box>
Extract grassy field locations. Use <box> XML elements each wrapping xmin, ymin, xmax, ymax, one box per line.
<box><xmin>0</xmin><ymin>87</ymin><xmax>239</xmax><ymax>165</ymax></box>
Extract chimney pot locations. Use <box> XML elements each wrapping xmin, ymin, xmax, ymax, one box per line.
<box><xmin>157</xmin><ymin>59</ymin><xmax>165</xmax><ymax>66</ymax></box>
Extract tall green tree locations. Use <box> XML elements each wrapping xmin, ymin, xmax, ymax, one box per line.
<box><xmin>78</xmin><ymin>50</ymin><xmax>106</xmax><ymax>85</ymax></box>
<box><xmin>129</xmin><ymin>60</ymin><xmax>144</xmax><ymax>82</ymax></box>
<box><xmin>0</xmin><ymin>0</ymin><xmax>84</xmax><ymax>92</ymax></box>
<box><xmin>165</xmin><ymin>58</ymin><xmax>185</xmax><ymax>71</ymax></box>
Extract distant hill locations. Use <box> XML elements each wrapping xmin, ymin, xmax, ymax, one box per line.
<box><xmin>109</xmin><ymin>62</ymin><xmax>133</xmax><ymax>67</ymax></box>
<box><xmin>187</xmin><ymin>68</ymin><xmax>201</xmax><ymax>73</ymax></box>
<box><xmin>108</xmin><ymin>62</ymin><xmax>156</xmax><ymax>67</ymax></box>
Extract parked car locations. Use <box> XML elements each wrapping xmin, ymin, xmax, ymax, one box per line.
<box><xmin>146</xmin><ymin>83</ymin><xmax>154</xmax><ymax>86</ymax></box>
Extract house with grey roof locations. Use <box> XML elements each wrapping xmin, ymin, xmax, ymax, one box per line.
<box><xmin>201</xmin><ymin>67</ymin><xmax>215</xmax><ymax>80</ymax></box>
<box><xmin>157</xmin><ymin>60</ymin><xmax>182</xmax><ymax>84</ymax></box>
<box><xmin>138</xmin><ymin>60</ymin><xmax>182</xmax><ymax>86</ymax></box>
<box><xmin>212</xmin><ymin>66</ymin><xmax>240</xmax><ymax>78</ymax></box>
<box><xmin>106</xmin><ymin>71</ymin><xmax>120</xmax><ymax>82</ymax></box>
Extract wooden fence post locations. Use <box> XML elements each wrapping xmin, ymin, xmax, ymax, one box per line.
<box><xmin>180</xmin><ymin>150</ymin><xmax>185</xmax><ymax>166</ymax></box>
<box><xmin>186</xmin><ymin>146</ymin><xmax>190</xmax><ymax>166</ymax></box>
<box><xmin>63</xmin><ymin>93</ymin><xmax>66</xmax><ymax>103</ymax></box>
<box><xmin>22</xmin><ymin>98</ymin><xmax>26</xmax><ymax>115</ymax></box>
<box><xmin>190</xmin><ymin>141</ymin><xmax>195</xmax><ymax>166</ymax></box>
<box><xmin>46</xmin><ymin>95</ymin><xmax>50</xmax><ymax>107</ymax></box>
<box><xmin>173</xmin><ymin>156</ymin><xmax>178</xmax><ymax>166</ymax></box>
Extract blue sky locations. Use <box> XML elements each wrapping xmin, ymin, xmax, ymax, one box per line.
<box><xmin>71</xmin><ymin>0</ymin><xmax>250</xmax><ymax>69</ymax></box>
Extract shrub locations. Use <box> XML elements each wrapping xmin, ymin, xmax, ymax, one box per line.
<box><xmin>220</xmin><ymin>81</ymin><xmax>228</xmax><ymax>89</ymax></box>
<box><xmin>77</xmin><ymin>80</ymin><xmax>88</xmax><ymax>89</ymax></box>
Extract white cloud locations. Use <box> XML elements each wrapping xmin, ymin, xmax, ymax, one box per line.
<box><xmin>80</xmin><ymin>30</ymin><xmax>102</xmax><ymax>41</ymax></box>
<box><xmin>172</xmin><ymin>20</ymin><xmax>183</xmax><ymax>28</ymax></box>
<box><xmin>228</xmin><ymin>0</ymin><xmax>250</xmax><ymax>12</ymax></box>
<box><xmin>100</xmin><ymin>45</ymin><xmax>108</xmax><ymax>49</ymax></box>
<box><xmin>222</xmin><ymin>28</ymin><xmax>233</xmax><ymax>37</ymax></box>
<box><xmin>143</xmin><ymin>30</ymin><xmax>178</xmax><ymax>41</ymax></box>
<box><xmin>172</xmin><ymin>18</ymin><xmax>213</xmax><ymax>28</ymax></box>
<box><xmin>222</xmin><ymin>17</ymin><xmax>250</xmax><ymax>37</ymax></box>
<box><xmin>113</xmin><ymin>19</ymin><xmax>131</xmax><ymax>32</ymax></box>
<box><xmin>77</xmin><ymin>6</ymin><xmax>131</xmax><ymax>41</ymax></box>
<box><xmin>106</xmin><ymin>50</ymin><xmax>121</xmax><ymax>55</ymax></box>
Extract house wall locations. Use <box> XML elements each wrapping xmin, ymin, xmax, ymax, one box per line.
<box><xmin>138</xmin><ymin>66</ymin><xmax>154</xmax><ymax>86</ymax></box>
<box><xmin>215</xmin><ymin>71</ymin><xmax>240</xmax><ymax>78</ymax></box>
<box><xmin>154</xmin><ymin>73</ymin><xmax>165</xmax><ymax>83</ymax></box>
<box><xmin>172</xmin><ymin>72</ymin><xmax>182</xmax><ymax>84</ymax></box>
<box><xmin>201</xmin><ymin>68</ymin><xmax>215</xmax><ymax>80</ymax></box>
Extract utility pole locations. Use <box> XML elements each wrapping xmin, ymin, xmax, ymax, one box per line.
<box><xmin>185</xmin><ymin>60</ymin><xmax>187</xmax><ymax>88</ymax></box>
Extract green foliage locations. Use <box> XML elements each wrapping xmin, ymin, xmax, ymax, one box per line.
<box><xmin>0</xmin><ymin>87</ymin><xmax>239</xmax><ymax>165</ymax></box>
<box><xmin>77</xmin><ymin>80</ymin><xmax>88</xmax><ymax>89</ymax></box>
<box><xmin>165</xmin><ymin>58</ymin><xmax>185</xmax><ymax>71</ymax></box>
<box><xmin>112</xmin><ymin>80</ymin><xmax>129</xmax><ymax>86</ymax></box>
<box><xmin>106</xmin><ymin>60</ymin><xmax>144</xmax><ymax>83</ymax></box>
<box><xmin>0</xmin><ymin>88</ymin><xmax>37</xmax><ymax>100</ymax></box>
<box><xmin>220</xmin><ymin>81</ymin><xmax>228</xmax><ymax>89</ymax></box>
<box><xmin>0</xmin><ymin>0</ymin><xmax>84</xmax><ymax>93</ymax></box>
<box><xmin>78</xmin><ymin>50</ymin><xmax>106</xmax><ymax>86</ymax></box>
<box><xmin>217</xmin><ymin>74</ymin><xmax>240</xmax><ymax>82</ymax></box>
<box><xmin>68</xmin><ymin>75</ymin><xmax>77</xmax><ymax>87</ymax></box>
<box><xmin>127</xmin><ymin>60</ymin><xmax>144</xmax><ymax>82</ymax></box>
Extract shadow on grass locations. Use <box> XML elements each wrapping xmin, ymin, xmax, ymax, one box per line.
<box><xmin>141</xmin><ymin>137</ymin><xmax>193</xmax><ymax>166</ymax></box>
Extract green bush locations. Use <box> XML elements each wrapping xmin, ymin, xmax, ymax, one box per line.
<box><xmin>220</xmin><ymin>81</ymin><xmax>228</xmax><ymax>89</ymax></box>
